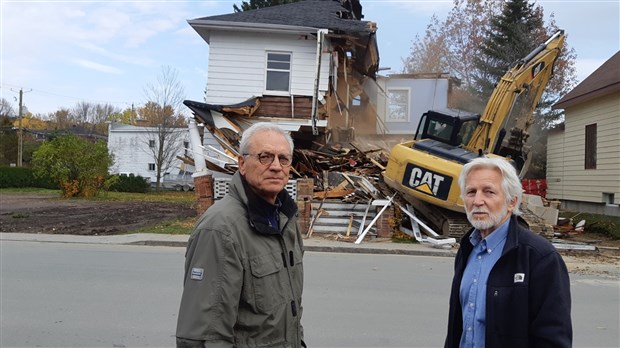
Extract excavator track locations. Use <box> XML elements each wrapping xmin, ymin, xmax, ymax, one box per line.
<box><xmin>399</xmin><ymin>197</ymin><xmax>472</xmax><ymax>239</ymax></box>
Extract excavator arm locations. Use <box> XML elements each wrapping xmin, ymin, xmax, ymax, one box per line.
<box><xmin>465</xmin><ymin>30</ymin><xmax>565</xmax><ymax>157</ymax></box>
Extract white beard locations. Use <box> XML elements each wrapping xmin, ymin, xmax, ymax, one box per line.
<box><xmin>466</xmin><ymin>202</ymin><xmax>509</xmax><ymax>232</ymax></box>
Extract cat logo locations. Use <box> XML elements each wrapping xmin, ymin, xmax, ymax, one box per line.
<box><xmin>402</xmin><ymin>164</ymin><xmax>453</xmax><ymax>200</ymax></box>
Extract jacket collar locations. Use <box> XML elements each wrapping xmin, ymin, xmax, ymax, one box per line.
<box><xmin>460</xmin><ymin>215</ymin><xmax>522</xmax><ymax>258</ymax></box>
<box><xmin>229</xmin><ymin>172</ymin><xmax>297</xmax><ymax>236</ymax></box>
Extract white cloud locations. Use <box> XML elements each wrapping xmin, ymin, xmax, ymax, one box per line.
<box><xmin>73</xmin><ymin>59</ymin><xmax>123</xmax><ymax>74</ymax></box>
<box><xmin>76</xmin><ymin>42</ymin><xmax>157</xmax><ymax>67</ymax></box>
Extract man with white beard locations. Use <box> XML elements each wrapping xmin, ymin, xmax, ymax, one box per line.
<box><xmin>444</xmin><ymin>157</ymin><xmax>572</xmax><ymax>348</ymax></box>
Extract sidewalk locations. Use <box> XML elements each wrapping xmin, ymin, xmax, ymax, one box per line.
<box><xmin>0</xmin><ymin>232</ymin><xmax>457</xmax><ymax>258</ymax></box>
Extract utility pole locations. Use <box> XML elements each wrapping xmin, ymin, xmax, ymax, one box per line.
<box><xmin>12</xmin><ymin>88</ymin><xmax>31</xmax><ymax>167</ymax></box>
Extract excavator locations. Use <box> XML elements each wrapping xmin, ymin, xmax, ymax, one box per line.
<box><xmin>382</xmin><ymin>30</ymin><xmax>566</xmax><ymax>237</ymax></box>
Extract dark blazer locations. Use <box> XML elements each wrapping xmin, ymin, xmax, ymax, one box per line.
<box><xmin>445</xmin><ymin>215</ymin><xmax>572</xmax><ymax>348</ymax></box>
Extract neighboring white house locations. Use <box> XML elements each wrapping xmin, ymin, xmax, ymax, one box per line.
<box><xmin>547</xmin><ymin>51</ymin><xmax>620</xmax><ymax>216</ymax></box>
<box><xmin>107</xmin><ymin>123</ymin><xmax>190</xmax><ymax>183</ymax></box>
<box><xmin>375</xmin><ymin>74</ymin><xmax>450</xmax><ymax>135</ymax></box>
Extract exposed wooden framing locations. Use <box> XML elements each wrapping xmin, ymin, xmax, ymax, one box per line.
<box><xmin>346</xmin><ymin>214</ymin><xmax>354</xmax><ymax>237</ymax></box>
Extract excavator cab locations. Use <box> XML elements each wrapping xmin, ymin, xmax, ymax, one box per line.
<box><xmin>415</xmin><ymin>109</ymin><xmax>480</xmax><ymax>147</ymax></box>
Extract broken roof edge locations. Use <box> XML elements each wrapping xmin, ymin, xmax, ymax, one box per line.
<box><xmin>188</xmin><ymin>19</ymin><xmax>320</xmax><ymax>35</ymax></box>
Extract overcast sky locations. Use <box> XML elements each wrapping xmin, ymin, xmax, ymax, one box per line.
<box><xmin>1</xmin><ymin>0</ymin><xmax>618</xmax><ymax>116</ymax></box>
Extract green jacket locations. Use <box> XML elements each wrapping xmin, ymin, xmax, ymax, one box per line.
<box><xmin>176</xmin><ymin>172</ymin><xmax>305</xmax><ymax>348</ymax></box>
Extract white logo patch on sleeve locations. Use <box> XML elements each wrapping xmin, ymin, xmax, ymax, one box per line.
<box><xmin>191</xmin><ymin>267</ymin><xmax>204</xmax><ymax>281</ymax></box>
<box><xmin>514</xmin><ymin>273</ymin><xmax>525</xmax><ymax>283</ymax></box>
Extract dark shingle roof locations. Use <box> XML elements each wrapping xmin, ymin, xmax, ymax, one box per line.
<box><xmin>553</xmin><ymin>51</ymin><xmax>620</xmax><ymax>109</ymax></box>
<box><xmin>192</xmin><ymin>0</ymin><xmax>374</xmax><ymax>34</ymax></box>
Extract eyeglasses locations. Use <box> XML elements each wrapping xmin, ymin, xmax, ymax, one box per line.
<box><xmin>243</xmin><ymin>152</ymin><xmax>293</xmax><ymax>167</ymax></box>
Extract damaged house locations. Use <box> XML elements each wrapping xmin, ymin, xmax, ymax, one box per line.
<box><xmin>184</xmin><ymin>0</ymin><xmax>379</xmax><ymax>150</ymax></box>
<box><xmin>183</xmin><ymin>0</ymin><xmax>455</xmax><ymax>240</ymax></box>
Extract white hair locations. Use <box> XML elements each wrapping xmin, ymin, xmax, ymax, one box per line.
<box><xmin>458</xmin><ymin>157</ymin><xmax>522</xmax><ymax>215</ymax></box>
<box><xmin>238</xmin><ymin>122</ymin><xmax>294</xmax><ymax>155</ymax></box>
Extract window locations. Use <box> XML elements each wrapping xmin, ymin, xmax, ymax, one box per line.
<box><xmin>428</xmin><ymin>119</ymin><xmax>453</xmax><ymax>142</ymax></box>
<box><xmin>149</xmin><ymin>140</ymin><xmax>155</xmax><ymax>148</ymax></box>
<box><xmin>184</xmin><ymin>141</ymin><xmax>189</xmax><ymax>156</ymax></box>
<box><xmin>266</xmin><ymin>52</ymin><xmax>291</xmax><ymax>92</ymax></box>
<box><xmin>387</xmin><ymin>89</ymin><xmax>409</xmax><ymax>122</ymax></box>
<box><xmin>585</xmin><ymin>123</ymin><xmax>597</xmax><ymax>169</ymax></box>
<box><xmin>148</xmin><ymin>163</ymin><xmax>155</xmax><ymax>171</ymax></box>
<box><xmin>603</xmin><ymin>193</ymin><xmax>616</xmax><ymax>206</ymax></box>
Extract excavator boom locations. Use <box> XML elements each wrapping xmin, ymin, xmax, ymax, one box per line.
<box><xmin>466</xmin><ymin>30</ymin><xmax>565</xmax><ymax>156</ymax></box>
<box><xmin>382</xmin><ymin>30</ymin><xmax>566</xmax><ymax>237</ymax></box>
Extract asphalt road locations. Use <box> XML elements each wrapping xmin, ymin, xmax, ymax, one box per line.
<box><xmin>1</xmin><ymin>241</ymin><xmax>618</xmax><ymax>347</ymax></box>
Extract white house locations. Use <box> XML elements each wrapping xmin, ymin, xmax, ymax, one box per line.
<box><xmin>183</xmin><ymin>0</ymin><xmax>455</xmax><ymax>155</ymax></box>
<box><xmin>547</xmin><ymin>51</ymin><xmax>620</xmax><ymax>216</ymax></box>
<box><xmin>185</xmin><ymin>0</ymin><xmax>380</xmax><ymax>146</ymax></box>
<box><xmin>107</xmin><ymin>123</ymin><xmax>190</xmax><ymax>183</ymax></box>
<box><xmin>375</xmin><ymin>73</ymin><xmax>450</xmax><ymax>135</ymax></box>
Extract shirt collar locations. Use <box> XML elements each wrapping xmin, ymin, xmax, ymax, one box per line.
<box><xmin>469</xmin><ymin>218</ymin><xmax>510</xmax><ymax>253</ymax></box>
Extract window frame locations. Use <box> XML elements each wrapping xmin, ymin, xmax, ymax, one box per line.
<box><xmin>585</xmin><ymin>123</ymin><xmax>597</xmax><ymax>170</ymax></box>
<box><xmin>148</xmin><ymin>163</ymin><xmax>156</xmax><ymax>171</ymax></box>
<box><xmin>265</xmin><ymin>51</ymin><xmax>292</xmax><ymax>95</ymax></box>
<box><xmin>386</xmin><ymin>88</ymin><xmax>411</xmax><ymax>122</ymax></box>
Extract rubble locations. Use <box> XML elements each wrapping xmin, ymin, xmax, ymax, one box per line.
<box><xmin>180</xmin><ymin>119</ymin><xmax>602</xmax><ymax>251</ymax></box>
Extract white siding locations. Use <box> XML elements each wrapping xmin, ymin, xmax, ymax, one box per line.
<box><xmin>546</xmin><ymin>92</ymin><xmax>620</xmax><ymax>205</ymax></box>
<box><xmin>205</xmin><ymin>31</ymin><xmax>331</xmax><ymax>105</ymax></box>
<box><xmin>375</xmin><ymin>77</ymin><xmax>449</xmax><ymax>135</ymax></box>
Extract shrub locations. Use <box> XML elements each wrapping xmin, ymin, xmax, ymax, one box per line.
<box><xmin>0</xmin><ymin>166</ymin><xmax>57</xmax><ymax>189</ymax></box>
<box><xmin>108</xmin><ymin>174</ymin><xmax>151</xmax><ymax>193</ymax></box>
<box><xmin>32</xmin><ymin>135</ymin><xmax>114</xmax><ymax>197</ymax></box>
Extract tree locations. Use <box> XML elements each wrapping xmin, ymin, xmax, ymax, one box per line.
<box><xmin>49</xmin><ymin>108</ymin><xmax>74</xmax><ymax>130</ymax></box>
<box><xmin>403</xmin><ymin>0</ymin><xmax>577</xmax><ymax>178</ymax></box>
<box><xmin>0</xmin><ymin>115</ymin><xmax>17</xmax><ymax>165</ymax></box>
<box><xmin>403</xmin><ymin>0</ymin><xmax>576</xmax><ymax>114</ymax></box>
<box><xmin>0</xmin><ymin>98</ymin><xmax>16</xmax><ymax>117</ymax></box>
<box><xmin>473</xmin><ymin>0</ymin><xmax>545</xmax><ymax>97</ymax></box>
<box><xmin>109</xmin><ymin>106</ymin><xmax>137</xmax><ymax>125</ymax></box>
<box><xmin>72</xmin><ymin>101</ymin><xmax>95</xmax><ymax>126</ymax></box>
<box><xmin>92</xmin><ymin>103</ymin><xmax>120</xmax><ymax>135</ymax></box>
<box><xmin>142</xmin><ymin>66</ymin><xmax>187</xmax><ymax>191</ymax></box>
<box><xmin>402</xmin><ymin>15</ymin><xmax>450</xmax><ymax>74</ymax></box>
<box><xmin>233</xmin><ymin>0</ymin><xmax>300</xmax><ymax>12</ymax></box>
<box><xmin>32</xmin><ymin>134</ymin><xmax>114</xmax><ymax>197</ymax></box>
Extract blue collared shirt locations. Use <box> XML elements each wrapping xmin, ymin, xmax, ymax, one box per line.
<box><xmin>459</xmin><ymin>219</ymin><xmax>510</xmax><ymax>348</ymax></box>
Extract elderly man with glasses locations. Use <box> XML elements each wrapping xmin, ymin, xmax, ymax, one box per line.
<box><xmin>176</xmin><ymin>122</ymin><xmax>306</xmax><ymax>348</ymax></box>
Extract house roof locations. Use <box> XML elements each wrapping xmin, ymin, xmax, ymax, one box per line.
<box><xmin>553</xmin><ymin>51</ymin><xmax>620</xmax><ymax>109</ymax></box>
<box><xmin>190</xmin><ymin>0</ymin><xmax>374</xmax><ymax>35</ymax></box>
<box><xmin>188</xmin><ymin>0</ymin><xmax>379</xmax><ymax>78</ymax></box>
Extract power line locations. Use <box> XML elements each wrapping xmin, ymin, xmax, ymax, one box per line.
<box><xmin>1</xmin><ymin>82</ymin><xmax>136</xmax><ymax>107</ymax></box>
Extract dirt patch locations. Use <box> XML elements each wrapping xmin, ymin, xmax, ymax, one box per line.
<box><xmin>2</xmin><ymin>192</ymin><xmax>618</xmax><ymax>278</ymax></box>
<box><xmin>0</xmin><ymin>192</ymin><xmax>195</xmax><ymax>236</ymax></box>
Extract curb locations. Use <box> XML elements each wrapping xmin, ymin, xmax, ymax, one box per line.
<box><xmin>1</xmin><ymin>233</ymin><xmax>457</xmax><ymax>258</ymax></box>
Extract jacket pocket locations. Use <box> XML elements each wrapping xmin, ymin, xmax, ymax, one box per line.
<box><xmin>249</xmin><ymin>252</ymin><xmax>288</xmax><ymax>312</ymax></box>
<box><xmin>488</xmin><ymin>285</ymin><xmax>529</xmax><ymax>338</ymax></box>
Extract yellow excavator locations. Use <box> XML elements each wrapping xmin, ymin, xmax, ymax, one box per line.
<box><xmin>382</xmin><ymin>30</ymin><xmax>565</xmax><ymax>237</ymax></box>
